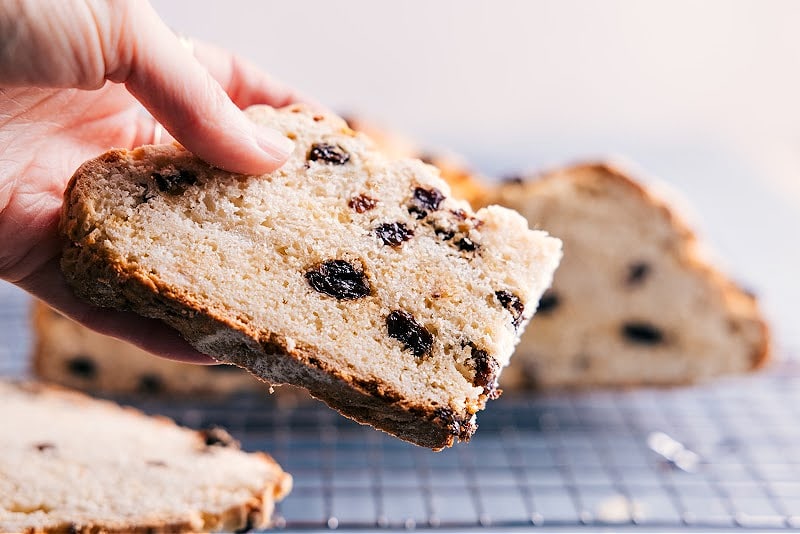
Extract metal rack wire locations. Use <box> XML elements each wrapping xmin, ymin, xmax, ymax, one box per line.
<box><xmin>2</xmin><ymin>281</ymin><xmax>799</xmax><ymax>530</ymax></box>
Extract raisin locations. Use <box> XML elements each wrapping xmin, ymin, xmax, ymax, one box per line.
<box><xmin>434</xmin><ymin>227</ymin><xmax>455</xmax><ymax>241</ymax></box>
<box><xmin>408</xmin><ymin>207</ymin><xmax>426</xmax><ymax>220</ymax></box>
<box><xmin>152</xmin><ymin>169</ymin><xmax>197</xmax><ymax>193</ymax></box>
<box><xmin>199</xmin><ymin>426</ymin><xmax>239</xmax><ymax>448</ymax></box>
<box><xmin>136</xmin><ymin>182</ymin><xmax>157</xmax><ymax>204</ymax></box>
<box><xmin>308</xmin><ymin>143</ymin><xmax>350</xmax><ymax>165</ymax></box>
<box><xmin>502</xmin><ymin>174</ymin><xmax>525</xmax><ymax>184</ymax></box>
<box><xmin>305</xmin><ymin>260</ymin><xmax>371</xmax><ymax>300</ymax></box>
<box><xmin>433</xmin><ymin>408</ymin><xmax>460</xmax><ymax>437</ymax></box>
<box><xmin>574</xmin><ymin>354</ymin><xmax>592</xmax><ymax>370</ymax></box>
<box><xmin>537</xmin><ymin>291</ymin><xmax>560</xmax><ymax>315</ymax></box>
<box><xmin>414</xmin><ymin>186</ymin><xmax>445</xmax><ymax>210</ymax></box>
<box><xmin>376</xmin><ymin>222</ymin><xmax>414</xmax><ymax>247</ymax></box>
<box><xmin>495</xmin><ymin>290</ymin><xmax>525</xmax><ymax>328</ymax></box>
<box><xmin>141</xmin><ymin>189</ymin><xmax>157</xmax><ymax>203</ymax></box>
<box><xmin>456</xmin><ymin>237</ymin><xmax>477</xmax><ymax>252</ymax></box>
<box><xmin>627</xmin><ymin>262</ymin><xmax>651</xmax><ymax>285</ymax></box>
<box><xmin>450</xmin><ymin>209</ymin><xmax>468</xmax><ymax>221</ymax></box>
<box><xmin>386</xmin><ymin>310</ymin><xmax>434</xmax><ymax>358</ymax></box>
<box><xmin>66</xmin><ymin>356</ymin><xmax>96</xmax><ymax>379</ymax></box>
<box><xmin>469</xmin><ymin>345</ymin><xmax>501</xmax><ymax>399</ymax></box>
<box><xmin>348</xmin><ymin>194</ymin><xmax>378</xmax><ymax>213</ymax></box>
<box><xmin>433</xmin><ymin>408</ymin><xmax>475</xmax><ymax>441</ymax></box>
<box><xmin>622</xmin><ymin>322</ymin><xmax>664</xmax><ymax>345</ymax></box>
<box><xmin>34</xmin><ymin>442</ymin><xmax>55</xmax><ymax>452</ymax></box>
<box><xmin>447</xmin><ymin>209</ymin><xmax>483</xmax><ymax>230</ymax></box>
<box><xmin>433</xmin><ymin>408</ymin><xmax>461</xmax><ymax>436</ymax></box>
<box><xmin>137</xmin><ymin>374</ymin><xmax>163</xmax><ymax>394</ymax></box>
<box><xmin>459</xmin><ymin>418</ymin><xmax>477</xmax><ymax>441</ymax></box>
<box><xmin>408</xmin><ymin>186</ymin><xmax>445</xmax><ymax>218</ymax></box>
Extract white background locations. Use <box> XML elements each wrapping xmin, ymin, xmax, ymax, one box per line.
<box><xmin>151</xmin><ymin>0</ymin><xmax>800</xmax><ymax>351</ymax></box>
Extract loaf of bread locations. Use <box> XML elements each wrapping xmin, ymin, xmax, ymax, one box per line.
<box><xmin>490</xmin><ymin>162</ymin><xmax>770</xmax><ymax>389</ymax></box>
<box><xmin>0</xmin><ymin>380</ymin><xmax>291</xmax><ymax>533</ymax></box>
<box><xmin>59</xmin><ymin>104</ymin><xmax>562</xmax><ymax>449</ymax></box>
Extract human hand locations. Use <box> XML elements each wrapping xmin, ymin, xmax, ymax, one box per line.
<box><xmin>0</xmin><ymin>0</ymin><xmax>300</xmax><ymax>362</ymax></box>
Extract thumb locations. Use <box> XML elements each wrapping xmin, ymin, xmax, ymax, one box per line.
<box><xmin>112</xmin><ymin>2</ymin><xmax>294</xmax><ymax>174</ymax></box>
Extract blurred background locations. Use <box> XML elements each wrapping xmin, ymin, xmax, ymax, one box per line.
<box><xmin>150</xmin><ymin>0</ymin><xmax>799</xmax><ymax>351</ymax></box>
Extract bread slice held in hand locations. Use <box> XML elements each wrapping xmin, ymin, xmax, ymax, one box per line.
<box><xmin>490</xmin><ymin>162</ymin><xmax>769</xmax><ymax>390</ymax></box>
<box><xmin>0</xmin><ymin>380</ymin><xmax>291</xmax><ymax>533</ymax></box>
<box><xmin>60</xmin><ymin>104</ymin><xmax>562</xmax><ymax>449</ymax></box>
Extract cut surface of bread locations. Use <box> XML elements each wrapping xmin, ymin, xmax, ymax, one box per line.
<box><xmin>0</xmin><ymin>381</ymin><xmax>291</xmax><ymax>533</ymax></box>
<box><xmin>491</xmin><ymin>163</ymin><xmax>769</xmax><ymax>389</ymax></box>
<box><xmin>60</xmin><ymin>104</ymin><xmax>562</xmax><ymax>449</ymax></box>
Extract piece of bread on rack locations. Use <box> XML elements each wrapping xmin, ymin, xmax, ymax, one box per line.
<box><xmin>490</xmin><ymin>162</ymin><xmax>770</xmax><ymax>389</ymax></box>
<box><xmin>59</xmin><ymin>103</ymin><xmax>562</xmax><ymax>449</ymax></box>
<box><xmin>0</xmin><ymin>380</ymin><xmax>291</xmax><ymax>533</ymax></box>
<box><xmin>31</xmin><ymin>300</ymin><xmax>266</xmax><ymax>396</ymax></box>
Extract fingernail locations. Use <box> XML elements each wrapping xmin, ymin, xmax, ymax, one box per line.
<box><xmin>254</xmin><ymin>125</ymin><xmax>295</xmax><ymax>160</ymax></box>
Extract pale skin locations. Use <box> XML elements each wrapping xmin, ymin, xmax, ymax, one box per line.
<box><xmin>0</xmin><ymin>0</ymin><xmax>302</xmax><ymax>362</ymax></box>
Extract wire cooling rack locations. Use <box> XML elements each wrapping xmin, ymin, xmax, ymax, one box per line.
<box><xmin>2</xmin><ymin>281</ymin><xmax>800</xmax><ymax>531</ymax></box>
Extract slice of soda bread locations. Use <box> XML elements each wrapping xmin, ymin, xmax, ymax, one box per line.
<box><xmin>60</xmin><ymin>104</ymin><xmax>562</xmax><ymax>449</ymax></box>
<box><xmin>491</xmin><ymin>162</ymin><xmax>769</xmax><ymax>389</ymax></box>
<box><xmin>0</xmin><ymin>380</ymin><xmax>291</xmax><ymax>533</ymax></box>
